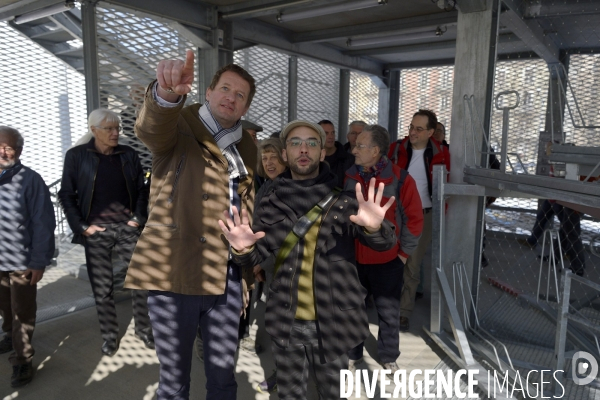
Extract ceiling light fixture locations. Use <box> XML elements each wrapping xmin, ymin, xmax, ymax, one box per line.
<box><xmin>277</xmin><ymin>0</ymin><xmax>387</xmax><ymax>23</ymax></box>
<box><xmin>347</xmin><ymin>26</ymin><xmax>447</xmax><ymax>47</ymax></box>
<box><xmin>14</xmin><ymin>1</ymin><xmax>75</xmax><ymax>25</ymax></box>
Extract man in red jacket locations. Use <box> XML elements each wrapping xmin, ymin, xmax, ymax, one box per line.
<box><xmin>346</xmin><ymin>124</ymin><xmax>423</xmax><ymax>372</ymax></box>
<box><xmin>389</xmin><ymin>109</ymin><xmax>450</xmax><ymax>332</ymax></box>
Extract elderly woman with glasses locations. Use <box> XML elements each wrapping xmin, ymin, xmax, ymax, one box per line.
<box><xmin>58</xmin><ymin>108</ymin><xmax>153</xmax><ymax>357</ymax></box>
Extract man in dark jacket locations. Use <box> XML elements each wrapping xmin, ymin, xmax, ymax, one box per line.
<box><xmin>0</xmin><ymin>126</ymin><xmax>56</xmax><ymax>388</ymax></box>
<box><xmin>58</xmin><ymin>108</ymin><xmax>151</xmax><ymax>357</ymax></box>
<box><xmin>220</xmin><ymin>120</ymin><xmax>397</xmax><ymax>400</ymax></box>
<box><xmin>318</xmin><ymin>119</ymin><xmax>354</xmax><ymax>186</ymax></box>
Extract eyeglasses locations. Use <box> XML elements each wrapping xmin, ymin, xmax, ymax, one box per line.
<box><xmin>354</xmin><ymin>144</ymin><xmax>375</xmax><ymax>150</ymax></box>
<box><xmin>286</xmin><ymin>138</ymin><xmax>321</xmax><ymax>148</ymax></box>
<box><xmin>408</xmin><ymin>125</ymin><xmax>428</xmax><ymax>133</ymax></box>
<box><xmin>95</xmin><ymin>126</ymin><xmax>121</xmax><ymax>132</ymax></box>
<box><xmin>0</xmin><ymin>146</ymin><xmax>17</xmax><ymax>154</ymax></box>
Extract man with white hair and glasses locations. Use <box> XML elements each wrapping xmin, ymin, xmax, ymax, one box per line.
<box><xmin>59</xmin><ymin>109</ymin><xmax>152</xmax><ymax>357</ymax></box>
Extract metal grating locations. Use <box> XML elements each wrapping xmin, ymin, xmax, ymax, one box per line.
<box><xmin>0</xmin><ymin>21</ymin><xmax>87</xmax><ymax>185</ymax></box>
<box><xmin>563</xmin><ymin>54</ymin><xmax>600</xmax><ymax>147</ymax></box>
<box><xmin>349</xmin><ymin>71</ymin><xmax>379</xmax><ymax>125</ymax></box>
<box><xmin>234</xmin><ymin>46</ymin><xmax>289</xmax><ymax>139</ymax></box>
<box><xmin>96</xmin><ymin>3</ymin><xmax>200</xmax><ymax>170</ymax></box>
<box><xmin>297</xmin><ymin>57</ymin><xmax>339</xmax><ymax>132</ymax></box>
<box><xmin>490</xmin><ymin>59</ymin><xmax>549</xmax><ymax>175</ymax></box>
<box><xmin>398</xmin><ymin>65</ymin><xmax>454</xmax><ymax>141</ymax></box>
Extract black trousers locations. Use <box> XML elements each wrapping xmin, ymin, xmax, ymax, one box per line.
<box><xmin>348</xmin><ymin>258</ymin><xmax>404</xmax><ymax>363</ymax></box>
<box><xmin>272</xmin><ymin>319</ymin><xmax>347</xmax><ymax>400</ymax></box>
<box><xmin>84</xmin><ymin>222</ymin><xmax>151</xmax><ymax>341</ymax></box>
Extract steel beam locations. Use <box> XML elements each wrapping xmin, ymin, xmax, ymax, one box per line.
<box><xmin>220</xmin><ymin>0</ymin><xmax>332</xmax><ymax>20</ymax></box>
<box><xmin>501</xmin><ymin>0</ymin><xmax>561</xmax><ymax>64</ymax></box>
<box><xmin>292</xmin><ymin>12</ymin><xmax>458</xmax><ymax>43</ymax></box>
<box><xmin>232</xmin><ymin>19</ymin><xmax>384</xmax><ymax>77</ymax></box>
<box><xmin>81</xmin><ymin>0</ymin><xmax>100</xmax><ymax>115</ymax></box>
<box><xmin>464</xmin><ymin>166</ymin><xmax>600</xmax><ymax>197</ymax></box>
<box><xmin>338</xmin><ymin>69</ymin><xmax>350</xmax><ymax>141</ymax></box>
<box><xmin>386</xmin><ymin>70</ymin><xmax>399</xmax><ymax>141</ymax></box>
<box><xmin>430</xmin><ymin>165</ymin><xmax>446</xmax><ymax>334</ymax></box>
<box><xmin>386</xmin><ymin>58</ymin><xmax>455</xmax><ymax>70</ymax></box>
<box><xmin>48</xmin><ymin>12</ymin><xmax>82</xmax><ymax>40</ymax></box>
<box><xmin>344</xmin><ymin>33</ymin><xmax>517</xmax><ymax>56</ymax></box>
<box><xmin>288</xmin><ymin>55</ymin><xmax>298</xmax><ymax>121</ymax></box>
<box><xmin>101</xmin><ymin>0</ymin><xmax>212</xmax><ymax>30</ymax></box>
<box><xmin>0</xmin><ymin>0</ymin><xmax>64</xmax><ymax>22</ymax></box>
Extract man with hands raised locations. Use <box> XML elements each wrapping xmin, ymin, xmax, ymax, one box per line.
<box><xmin>125</xmin><ymin>50</ymin><xmax>257</xmax><ymax>400</ymax></box>
<box><xmin>219</xmin><ymin>120</ymin><xmax>397</xmax><ymax>400</ymax></box>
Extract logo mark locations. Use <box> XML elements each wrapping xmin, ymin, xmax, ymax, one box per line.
<box><xmin>572</xmin><ymin>351</ymin><xmax>598</xmax><ymax>386</ymax></box>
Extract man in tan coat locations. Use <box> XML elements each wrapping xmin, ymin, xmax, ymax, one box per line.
<box><xmin>125</xmin><ymin>50</ymin><xmax>257</xmax><ymax>400</ymax></box>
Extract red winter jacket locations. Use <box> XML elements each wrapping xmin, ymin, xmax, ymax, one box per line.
<box><xmin>345</xmin><ymin>161</ymin><xmax>423</xmax><ymax>263</ymax></box>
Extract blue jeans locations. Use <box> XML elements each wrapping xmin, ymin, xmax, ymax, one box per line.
<box><xmin>148</xmin><ymin>264</ymin><xmax>242</xmax><ymax>400</ymax></box>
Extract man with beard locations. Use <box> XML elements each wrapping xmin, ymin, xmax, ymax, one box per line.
<box><xmin>0</xmin><ymin>126</ymin><xmax>55</xmax><ymax>388</ymax></box>
<box><xmin>219</xmin><ymin>120</ymin><xmax>397</xmax><ymax>399</ymax></box>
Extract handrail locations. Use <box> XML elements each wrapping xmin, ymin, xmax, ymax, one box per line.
<box><xmin>464</xmin><ymin>94</ymin><xmax>529</xmax><ymax>174</ymax></box>
<box><xmin>549</xmin><ymin>63</ymin><xmax>600</xmax><ymax>135</ymax></box>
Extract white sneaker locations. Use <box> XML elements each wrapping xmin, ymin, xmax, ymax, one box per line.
<box><xmin>383</xmin><ymin>361</ymin><xmax>399</xmax><ymax>374</ymax></box>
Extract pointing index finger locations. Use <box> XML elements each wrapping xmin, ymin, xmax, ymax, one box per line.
<box><xmin>183</xmin><ymin>50</ymin><xmax>195</xmax><ymax>72</ymax></box>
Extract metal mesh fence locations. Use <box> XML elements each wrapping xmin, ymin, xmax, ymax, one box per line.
<box><xmin>490</xmin><ymin>59</ymin><xmax>549</xmax><ymax>175</ymax></box>
<box><xmin>398</xmin><ymin>65</ymin><xmax>454</xmax><ymax>141</ymax></box>
<box><xmin>349</xmin><ymin>71</ymin><xmax>379</xmax><ymax>125</ymax></box>
<box><xmin>470</xmin><ymin>6</ymin><xmax>600</xmax><ymax>396</ymax></box>
<box><xmin>234</xmin><ymin>46</ymin><xmax>289</xmax><ymax>139</ymax></box>
<box><xmin>96</xmin><ymin>2</ymin><xmax>200</xmax><ymax>170</ymax></box>
<box><xmin>297</xmin><ymin>57</ymin><xmax>340</xmax><ymax>131</ymax></box>
<box><xmin>563</xmin><ymin>54</ymin><xmax>600</xmax><ymax>146</ymax></box>
<box><xmin>0</xmin><ymin>22</ymin><xmax>86</xmax><ymax>184</ymax></box>
<box><xmin>0</xmin><ymin>21</ymin><xmax>87</xmax><ymax>239</ymax></box>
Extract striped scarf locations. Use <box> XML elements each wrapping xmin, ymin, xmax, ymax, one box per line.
<box><xmin>198</xmin><ymin>102</ymin><xmax>248</xmax><ymax>180</ymax></box>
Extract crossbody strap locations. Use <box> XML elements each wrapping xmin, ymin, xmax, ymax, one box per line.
<box><xmin>273</xmin><ymin>187</ymin><xmax>341</xmax><ymax>276</ymax></box>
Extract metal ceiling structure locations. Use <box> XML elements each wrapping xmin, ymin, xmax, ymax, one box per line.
<box><xmin>1</xmin><ymin>0</ymin><xmax>598</xmax><ymax>78</ymax></box>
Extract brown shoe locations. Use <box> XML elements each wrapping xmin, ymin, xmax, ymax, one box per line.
<box><xmin>399</xmin><ymin>316</ymin><xmax>409</xmax><ymax>332</ymax></box>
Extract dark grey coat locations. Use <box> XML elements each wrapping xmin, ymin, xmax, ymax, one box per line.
<box><xmin>0</xmin><ymin>162</ymin><xmax>56</xmax><ymax>271</ymax></box>
<box><xmin>232</xmin><ymin>179</ymin><xmax>396</xmax><ymax>363</ymax></box>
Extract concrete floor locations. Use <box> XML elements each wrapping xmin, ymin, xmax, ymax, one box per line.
<box><xmin>0</xmin><ymin>244</ymin><xmax>443</xmax><ymax>400</ymax></box>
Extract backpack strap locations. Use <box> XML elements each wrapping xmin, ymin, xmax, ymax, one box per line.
<box><xmin>273</xmin><ymin>187</ymin><xmax>342</xmax><ymax>276</ymax></box>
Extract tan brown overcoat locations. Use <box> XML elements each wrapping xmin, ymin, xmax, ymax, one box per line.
<box><xmin>125</xmin><ymin>85</ymin><xmax>256</xmax><ymax>295</ymax></box>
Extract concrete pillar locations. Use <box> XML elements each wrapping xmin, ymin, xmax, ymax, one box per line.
<box><xmin>338</xmin><ymin>69</ymin><xmax>350</xmax><ymax>142</ymax></box>
<box><xmin>444</xmin><ymin>0</ymin><xmax>499</xmax><ymax>324</ymax></box>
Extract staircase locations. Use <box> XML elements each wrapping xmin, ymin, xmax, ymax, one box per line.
<box><xmin>8</xmin><ymin>4</ymin><xmax>83</xmax><ymax>73</ymax></box>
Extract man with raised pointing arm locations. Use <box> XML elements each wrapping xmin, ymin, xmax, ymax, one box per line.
<box><xmin>125</xmin><ymin>50</ymin><xmax>258</xmax><ymax>400</ymax></box>
<box><xmin>219</xmin><ymin>120</ymin><xmax>397</xmax><ymax>400</ymax></box>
